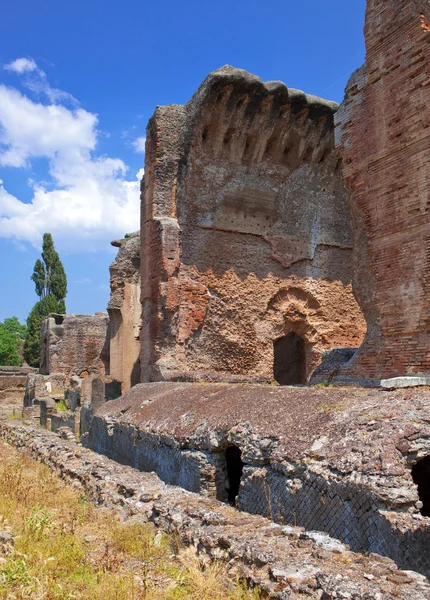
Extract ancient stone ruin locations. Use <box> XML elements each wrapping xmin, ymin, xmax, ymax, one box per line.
<box><xmin>88</xmin><ymin>382</ymin><xmax>430</xmax><ymax>578</ymax></box>
<box><xmin>40</xmin><ymin>312</ymin><xmax>109</xmax><ymax>380</ymax></box>
<box><xmin>12</xmin><ymin>0</ymin><xmax>430</xmax><ymax>594</ymax></box>
<box><xmin>0</xmin><ymin>365</ymin><xmax>35</xmax><ymax>409</ymax></box>
<box><xmin>141</xmin><ymin>66</ymin><xmax>365</xmax><ymax>384</ymax></box>
<box><xmin>335</xmin><ymin>0</ymin><xmax>430</xmax><ymax>384</ymax></box>
<box><xmin>108</xmin><ymin>231</ymin><xmax>141</xmax><ymax>393</ymax></box>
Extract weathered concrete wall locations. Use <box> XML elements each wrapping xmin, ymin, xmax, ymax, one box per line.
<box><xmin>142</xmin><ymin>66</ymin><xmax>366</xmax><ymax>384</ymax></box>
<box><xmin>335</xmin><ymin>0</ymin><xmax>430</xmax><ymax>382</ymax></box>
<box><xmin>40</xmin><ymin>313</ymin><xmax>109</xmax><ymax>382</ymax></box>
<box><xmin>86</xmin><ymin>382</ymin><xmax>430</xmax><ymax>578</ymax></box>
<box><xmin>108</xmin><ymin>231</ymin><xmax>141</xmax><ymax>393</ymax></box>
<box><xmin>3</xmin><ymin>421</ymin><xmax>429</xmax><ymax>599</ymax></box>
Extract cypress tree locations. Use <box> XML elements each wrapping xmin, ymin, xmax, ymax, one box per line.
<box><xmin>24</xmin><ymin>234</ymin><xmax>68</xmax><ymax>367</ymax></box>
<box><xmin>31</xmin><ymin>234</ymin><xmax>68</xmax><ymax>302</ymax></box>
<box><xmin>30</xmin><ymin>259</ymin><xmax>47</xmax><ymax>299</ymax></box>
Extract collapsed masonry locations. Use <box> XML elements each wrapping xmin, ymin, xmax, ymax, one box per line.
<box><xmin>24</xmin><ymin>312</ymin><xmax>109</xmax><ymax>433</ymax></box>
<box><xmin>0</xmin><ymin>366</ymin><xmax>35</xmax><ymax>409</ymax></box>
<box><xmin>23</xmin><ymin>233</ymin><xmax>142</xmax><ymax>431</ymax></box>
<box><xmin>3</xmin><ymin>420</ymin><xmax>430</xmax><ymax>600</ymax></box>
<box><xmin>108</xmin><ymin>231</ymin><xmax>141</xmax><ymax>393</ymax></box>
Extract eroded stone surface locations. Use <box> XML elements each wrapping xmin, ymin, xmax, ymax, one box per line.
<box><xmin>142</xmin><ymin>66</ymin><xmax>366</xmax><ymax>384</ymax></box>
<box><xmin>108</xmin><ymin>231</ymin><xmax>141</xmax><ymax>394</ymax></box>
<box><xmin>0</xmin><ymin>366</ymin><xmax>35</xmax><ymax>407</ymax></box>
<box><xmin>40</xmin><ymin>313</ymin><xmax>109</xmax><ymax>382</ymax></box>
<box><xmin>2</xmin><ymin>419</ymin><xmax>429</xmax><ymax>599</ymax></box>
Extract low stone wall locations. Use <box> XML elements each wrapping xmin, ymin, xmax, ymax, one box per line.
<box><xmin>86</xmin><ymin>382</ymin><xmax>430</xmax><ymax>579</ymax></box>
<box><xmin>239</xmin><ymin>466</ymin><xmax>430</xmax><ymax>576</ymax></box>
<box><xmin>1</xmin><ymin>419</ymin><xmax>429</xmax><ymax>600</ymax></box>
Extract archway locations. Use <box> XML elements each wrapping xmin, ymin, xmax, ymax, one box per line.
<box><xmin>273</xmin><ymin>332</ymin><xmax>306</xmax><ymax>385</ymax></box>
<box><xmin>412</xmin><ymin>456</ymin><xmax>430</xmax><ymax>517</ymax></box>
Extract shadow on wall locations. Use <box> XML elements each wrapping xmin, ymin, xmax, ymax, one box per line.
<box><xmin>131</xmin><ymin>356</ymin><xmax>141</xmax><ymax>388</ymax></box>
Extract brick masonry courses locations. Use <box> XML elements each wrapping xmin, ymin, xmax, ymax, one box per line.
<box><xmin>1</xmin><ymin>419</ymin><xmax>429</xmax><ymax>599</ymax></box>
<box><xmin>141</xmin><ymin>65</ymin><xmax>366</xmax><ymax>385</ymax></box>
<box><xmin>335</xmin><ymin>0</ymin><xmax>430</xmax><ymax>382</ymax></box>
<box><xmin>86</xmin><ymin>383</ymin><xmax>430</xmax><ymax>579</ymax></box>
<box><xmin>40</xmin><ymin>313</ymin><xmax>109</xmax><ymax>382</ymax></box>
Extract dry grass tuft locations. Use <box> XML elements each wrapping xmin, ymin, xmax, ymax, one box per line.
<box><xmin>0</xmin><ymin>443</ymin><xmax>262</xmax><ymax>599</ymax></box>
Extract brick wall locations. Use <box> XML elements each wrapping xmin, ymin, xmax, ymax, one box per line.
<box><xmin>141</xmin><ymin>67</ymin><xmax>366</xmax><ymax>383</ymax></box>
<box><xmin>335</xmin><ymin>0</ymin><xmax>430</xmax><ymax>381</ymax></box>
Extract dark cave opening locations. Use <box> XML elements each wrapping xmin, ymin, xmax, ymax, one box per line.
<box><xmin>412</xmin><ymin>456</ymin><xmax>430</xmax><ymax>517</ymax></box>
<box><xmin>226</xmin><ymin>445</ymin><xmax>244</xmax><ymax>505</ymax></box>
<box><xmin>273</xmin><ymin>332</ymin><xmax>306</xmax><ymax>385</ymax></box>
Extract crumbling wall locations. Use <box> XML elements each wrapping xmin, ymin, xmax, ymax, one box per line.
<box><xmin>335</xmin><ymin>0</ymin><xmax>430</xmax><ymax>382</ymax></box>
<box><xmin>108</xmin><ymin>231</ymin><xmax>141</xmax><ymax>393</ymax></box>
<box><xmin>86</xmin><ymin>382</ymin><xmax>430</xmax><ymax>578</ymax></box>
<box><xmin>40</xmin><ymin>313</ymin><xmax>109</xmax><ymax>388</ymax></box>
<box><xmin>0</xmin><ymin>366</ymin><xmax>36</xmax><ymax>407</ymax></box>
<box><xmin>24</xmin><ymin>372</ymin><xmax>65</xmax><ymax>407</ymax></box>
<box><xmin>142</xmin><ymin>66</ymin><xmax>366</xmax><ymax>383</ymax></box>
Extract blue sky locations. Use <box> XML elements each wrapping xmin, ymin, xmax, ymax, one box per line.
<box><xmin>0</xmin><ymin>0</ymin><xmax>366</xmax><ymax>323</ymax></box>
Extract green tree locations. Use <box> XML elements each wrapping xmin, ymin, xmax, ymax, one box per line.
<box><xmin>31</xmin><ymin>234</ymin><xmax>67</xmax><ymax>302</ymax></box>
<box><xmin>2</xmin><ymin>317</ymin><xmax>26</xmax><ymax>342</ymax></box>
<box><xmin>30</xmin><ymin>259</ymin><xmax>47</xmax><ymax>298</ymax></box>
<box><xmin>25</xmin><ymin>234</ymin><xmax>68</xmax><ymax>368</ymax></box>
<box><xmin>0</xmin><ymin>317</ymin><xmax>26</xmax><ymax>366</ymax></box>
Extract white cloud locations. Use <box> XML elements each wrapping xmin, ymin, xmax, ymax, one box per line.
<box><xmin>0</xmin><ymin>59</ymin><xmax>141</xmax><ymax>251</ymax></box>
<box><xmin>132</xmin><ymin>136</ymin><xmax>146</xmax><ymax>153</ymax></box>
<box><xmin>4</xmin><ymin>56</ymin><xmax>78</xmax><ymax>106</ymax></box>
<box><xmin>4</xmin><ymin>58</ymin><xmax>39</xmax><ymax>74</ymax></box>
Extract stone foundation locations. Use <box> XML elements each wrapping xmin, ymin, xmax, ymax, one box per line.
<box><xmin>1</xmin><ymin>419</ymin><xmax>429</xmax><ymax>599</ymax></box>
<box><xmin>86</xmin><ymin>382</ymin><xmax>430</xmax><ymax>579</ymax></box>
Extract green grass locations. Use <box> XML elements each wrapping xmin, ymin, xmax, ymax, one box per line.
<box><xmin>0</xmin><ymin>445</ymin><xmax>263</xmax><ymax>600</ymax></box>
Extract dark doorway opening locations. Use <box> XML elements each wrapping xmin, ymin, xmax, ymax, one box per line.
<box><xmin>412</xmin><ymin>456</ymin><xmax>430</xmax><ymax>517</ymax></box>
<box><xmin>226</xmin><ymin>445</ymin><xmax>244</xmax><ymax>505</ymax></box>
<box><xmin>273</xmin><ymin>332</ymin><xmax>306</xmax><ymax>385</ymax></box>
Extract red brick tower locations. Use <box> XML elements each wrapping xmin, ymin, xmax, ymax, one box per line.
<box><xmin>336</xmin><ymin>0</ymin><xmax>430</xmax><ymax>382</ymax></box>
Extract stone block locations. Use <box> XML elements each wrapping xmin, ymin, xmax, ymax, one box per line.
<box><xmin>381</xmin><ymin>376</ymin><xmax>430</xmax><ymax>389</ymax></box>
<box><xmin>40</xmin><ymin>398</ymin><xmax>57</xmax><ymax>427</ymax></box>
